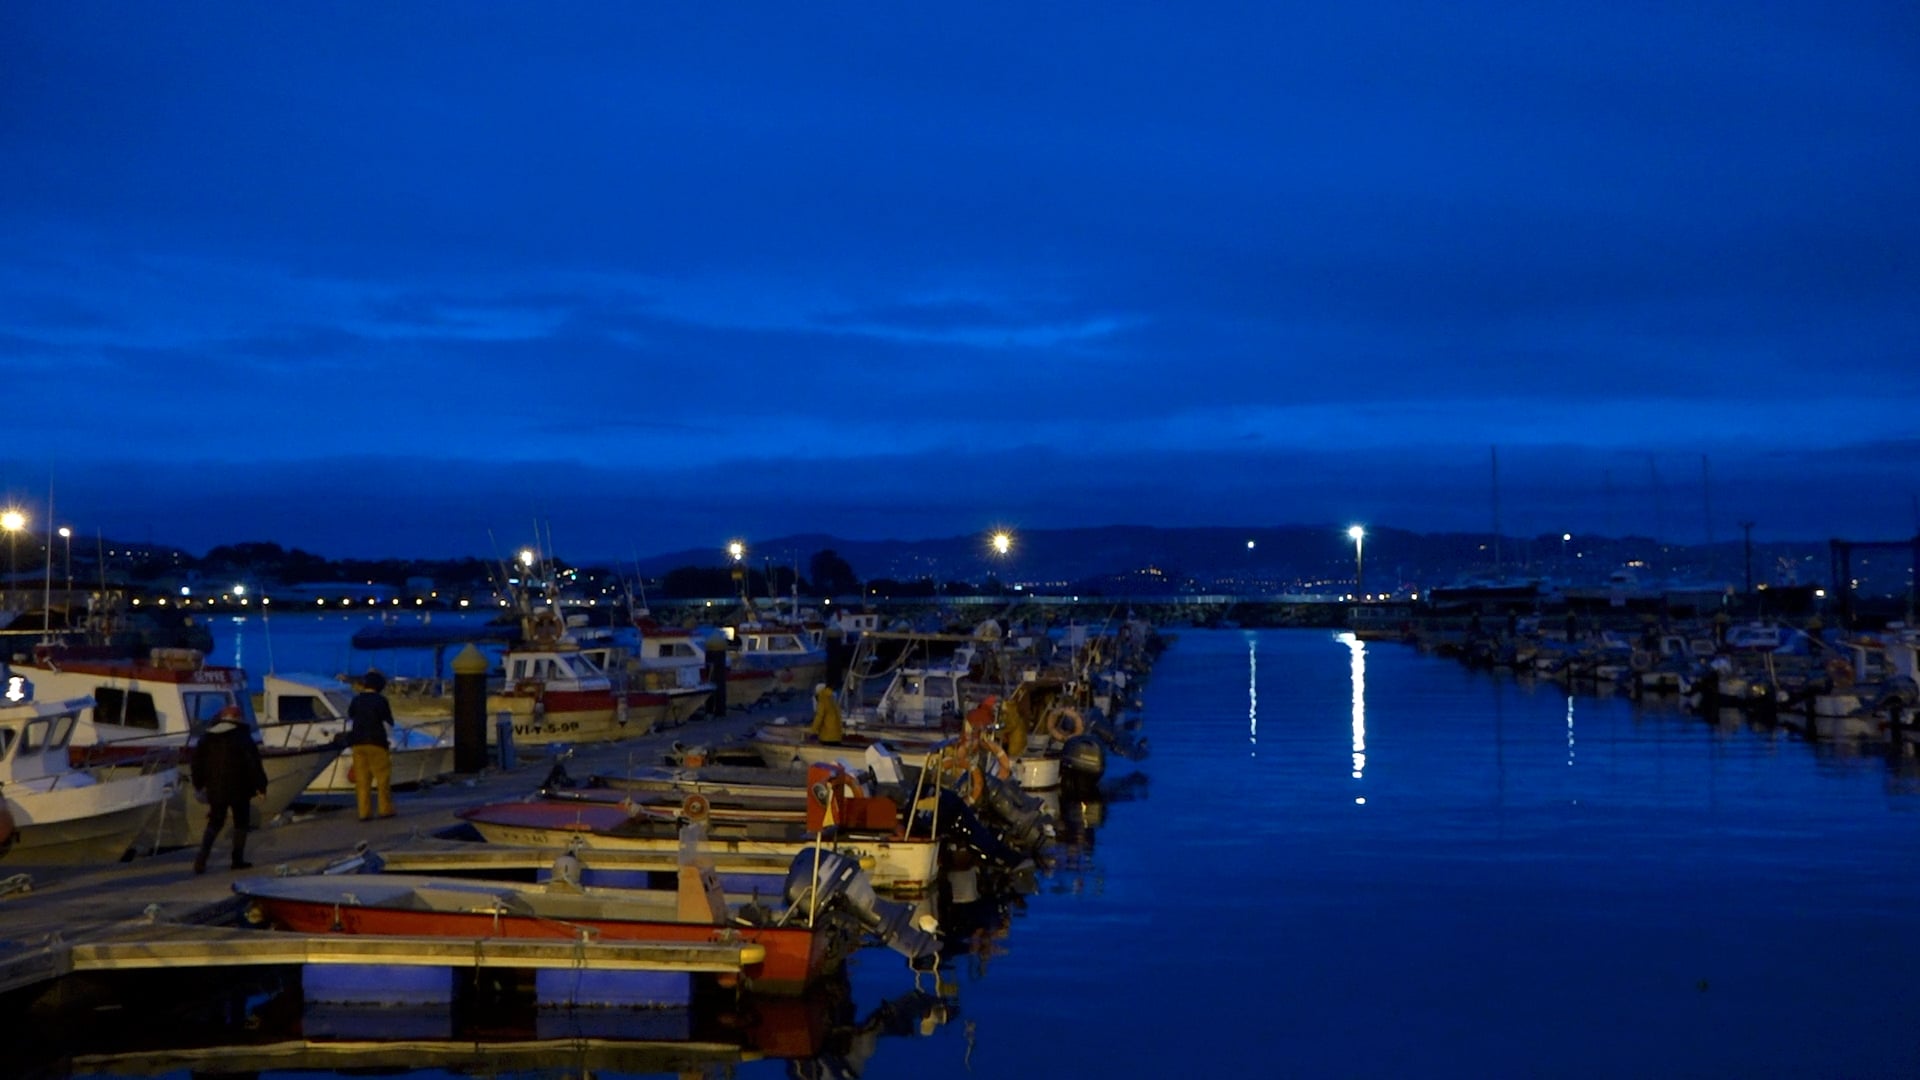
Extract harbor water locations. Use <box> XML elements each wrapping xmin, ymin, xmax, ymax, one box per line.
<box><xmin>64</xmin><ymin>621</ymin><xmax>1920</xmax><ymax>1076</ymax></box>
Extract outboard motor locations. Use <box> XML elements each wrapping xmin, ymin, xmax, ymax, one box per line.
<box><xmin>913</xmin><ymin>789</ymin><xmax>1027</xmax><ymax>867</ymax></box>
<box><xmin>1060</xmin><ymin>733</ymin><xmax>1107</xmax><ymax>779</ymax></box>
<box><xmin>785</xmin><ymin>847</ymin><xmax>939</xmax><ymax>961</ymax></box>
<box><xmin>975</xmin><ymin>771</ymin><xmax>1050</xmax><ymax>853</ymax></box>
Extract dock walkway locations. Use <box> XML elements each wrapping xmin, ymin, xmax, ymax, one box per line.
<box><xmin>0</xmin><ymin>697</ymin><xmax>804</xmax><ymax>999</ymax></box>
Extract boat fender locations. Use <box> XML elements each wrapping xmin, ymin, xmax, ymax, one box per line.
<box><xmin>1046</xmin><ymin>707</ymin><xmax>1086</xmax><ymax>742</ymax></box>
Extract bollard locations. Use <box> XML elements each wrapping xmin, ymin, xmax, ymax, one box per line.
<box><xmin>825</xmin><ymin>627</ymin><xmax>851</xmax><ymax>691</ymax></box>
<box><xmin>495</xmin><ymin>710</ymin><xmax>517</xmax><ymax>771</ymax></box>
<box><xmin>705</xmin><ymin>635</ymin><xmax>730</xmax><ymax>716</ymax></box>
<box><xmin>451</xmin><ymin>643</ymin><xmax>490</xmax><ymax>774</ymax></box>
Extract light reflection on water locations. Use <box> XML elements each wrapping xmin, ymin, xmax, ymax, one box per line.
<box><xmin>50</xmin><ymin>624</ymin><xmax>1920</xmax><ymax>1078</ymax></box>
<box><xmin>1341</xmin><ymin>630</ymin><xmax>1367</xmax><ymax>800</ymax></box>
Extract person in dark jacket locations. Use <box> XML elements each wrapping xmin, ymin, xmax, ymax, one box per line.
<box><xmin>190</xmin><ymin>704</ymin><xmax>269</xmax><ymax>874</ymax></box>
<box><xmin>347</xmin><ymin>669</ymin><xmax>397</xmax><ymax>821</ymax></box>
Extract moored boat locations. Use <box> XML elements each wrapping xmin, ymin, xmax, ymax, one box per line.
<box><xmin>255</xmin><ymin>672</ymin><xmax>456</xmax><ymax>793</ymax></box>
<box><xmin>16</xmin><ymin>647</ymin><xmax>341</xmax><ymax>847</ymax></box>
<box><xmin>0</xmin><ymin>691</ymin><xmax>179</xmax><ymax>863</ymax></box>
<box><xmin>232</xmin><ymin>842</ymin><xmax>937</xmax><ymax>994</ymax></box>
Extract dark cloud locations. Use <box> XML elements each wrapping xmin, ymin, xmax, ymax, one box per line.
<box><xmin>3</xmin><ymin>2</ymin><xmax>1915</xmax><ymax>557</ymax></box>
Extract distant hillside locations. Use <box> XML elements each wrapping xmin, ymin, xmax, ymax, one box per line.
<box><xmin>620</xmin><ymin>525</ymin><xmax>1862</xmax><ymax>595</ymax></box>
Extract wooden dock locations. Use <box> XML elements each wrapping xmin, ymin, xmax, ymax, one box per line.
<box><xmin>0</xmin><ymin>697</ymin><xmax>804</xmax><ymax>1003</ymax></box>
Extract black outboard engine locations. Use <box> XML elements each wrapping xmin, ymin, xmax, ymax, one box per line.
<box><xmin>1060</xmin><ymin>733</ymin><xmax>1107</xmax><ymax>779</ymax></box>
<box><xmin>913</xmin><ymin>790</ymin><xmax>1028</xmax><ymax>867</ymax></box>
<box><xmin>785</xmin><ymin>847</ymin><xmax>939</xmax><ymax>961</ymax></box>
<box><xmin>975</xmin><ymin>771</ymin><xmax>1050</xmax><ymax>853</ymax></box>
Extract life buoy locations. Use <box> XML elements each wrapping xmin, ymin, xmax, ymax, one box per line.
<box><xmin>682</xmin><ymin>793</ymin><xmax>712</xmax><ymax>822</ymax></box>
<box><xmin>1826</xmin><ymin>656</ymin><xmax>1856</xmax><ymax>689</ymax></box>
<box><xmin>530</xmin><ymin>612</ymin><xmax>563</xmax><ymax>644</ymax></box>
<box><xmin>1046</xmin><ymin>707</ymin><xmax>1086</xmax><ymax>742</ymax></box>
<box><xmin>935</xmin><ymin>746</ymin><xmax>984</xmax><ymax>801</ymax></box>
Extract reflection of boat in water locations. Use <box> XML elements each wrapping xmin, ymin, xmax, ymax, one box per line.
<box><xmin>37</xmin><ymin>966</ymin><xmax>956</xmax><ymax>1079</ymax></box>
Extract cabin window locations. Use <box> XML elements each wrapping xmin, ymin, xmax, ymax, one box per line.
<box><xmin>20</xmin><ymin>717</ymin><xmax>52</xmax><ymax>753</ymax></box>
<box><xmin>95</xmin><ymin>686</ymin><xmax>161</xmax><ymax>731</ymax></box>
<box><xmin>0</xmin><ymin>727</ymin><xmax>13</xmax><ymax>759</ymax></box>
<box><xmin>183</xmin><ymin>692</ymin><xmax>234</xmax><ymax>735</ymax></box>
<box><xmin>926</xmin><ymin>675</ymin><xmax>955</xmax><ymax>700</ymax></box>
<box><xmin>47</xmin><ymin>711</ymin><xmax>76</xmax><ymax>749</ymax></box>
<box><xmin>278</xmin><ymin>694</ymin><xmax>324</xmax><ymax>722</ymax></box>
<box><xmin>509</xmin><ymin>658</ymin><xmax>529</xmax><ymax>680</ymax></box>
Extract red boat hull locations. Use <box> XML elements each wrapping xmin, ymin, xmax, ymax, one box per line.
<box><xmin>250</xmin><ymin>896</ymin><xmax>842</xmax><ymax>996</ymax></box>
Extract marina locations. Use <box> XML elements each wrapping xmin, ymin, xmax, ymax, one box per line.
<box><xmin>6</xmin><ymin>612</ymin><xmax>1920</xmax><ymax>1074</ymax></box>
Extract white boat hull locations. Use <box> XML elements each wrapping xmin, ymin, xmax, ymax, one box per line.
<box><xmin>2</xmin><ymin>770</ymin><xmax>178</xmax><ymax>863</ymax></box>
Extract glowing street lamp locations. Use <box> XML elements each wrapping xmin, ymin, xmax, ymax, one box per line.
<box><xmin>990</xmin><ymin>531</ymin><xmax>1012</xmax><ymax>557</ymax></box>
<box><xmin>727</xmin><ymin>540</ymin><xmax>745</xmax><ymax>563</ymax></box>
<box><xmin>2</xmin><ymin>508</ymin><xmax>25</xmax><ymax>611</ymax></box>
<box><xmin>57</xmin><ymin>526</ymin><xmax>72</xmax><ymax>608</ymax></box>
<box><xmin>1347</xmin><ymin>525</ymin><xmax>1366</xmax><ymax>598</ymax></box>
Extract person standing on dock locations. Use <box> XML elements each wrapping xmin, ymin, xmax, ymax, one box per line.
<box><xmin>348</xmin><ymin>669</ymin><xmax>397</xmax><ymax>821</ymax></box>
<box><xmin>190</xmin><ymin>705</ymin><xmax>269</xmax><ymax>874</ymax></box>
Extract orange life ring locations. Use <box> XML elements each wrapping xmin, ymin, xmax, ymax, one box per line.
<box><xmin>682</xmin><ymin>793</ymin><xmax>712</xmax><ymax>822</ymax></box>
<box><xmin>1046</xmin><ymin>707</ymin><xmax>1086</xmax><ymax>742</ymax></box>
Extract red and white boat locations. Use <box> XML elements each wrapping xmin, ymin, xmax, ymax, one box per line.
<box><xmin>458</xmin><ymin>764</ymin><xmax>942</xmax><ymax>895</ymax></box>
<box><xmin>15</xmin><ymin>647</ymin><xmax>340</xmax><ymax>848</ymax></box>
<box><xmin>385</xmin><ymin>611</ymin><xmax>667</xmax><ymax>747</ymax></box>
<box><xmin>230</xmin><ymin>840</ymin><xmax>936</xmax><ymax>995</ymax></box>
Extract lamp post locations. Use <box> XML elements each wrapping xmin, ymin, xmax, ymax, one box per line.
<box><xmin>1347</xmin><ymin>525</ymin><xmax>1365</xmax><ymax>599</ymax></box>
<box><xmin>989</xmin><ymin>530</ymin><xmax>1013</xmax><ymax>596</ymax></box>
<box><xmin>2</xmin><ymin>509</ymin><xmax>24</xmax><ymax>613</ymax></box>
<box><xmin>58</xmin><ymin>526</ymin><xmax>72</xmax><ymax>609</ymax></box>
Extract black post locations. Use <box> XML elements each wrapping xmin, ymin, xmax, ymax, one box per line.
<box><xmin>452</xmin><ymin>643</ymin><xmax>489</xmax><ymax>774</ymax></box>
<box><xmin>705</xmin><ymin>635</ymin><xmax>730</xmax><ymax>716</ymax></box>
<box><xmin>824</xmin><ymin>626</ymin><xmax>851</xmax><ymax>691</ymax></box>
<box><xmin>1740</xmin><ymin>521</ymin><xmax>1755</xmax><ymax>600</ymax></box>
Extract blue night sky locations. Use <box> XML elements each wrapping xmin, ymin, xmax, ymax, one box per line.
<box><xmin>4</xmin><ymin>2</ymin><xmax>1917</xmax><ymax>560</ymax></box>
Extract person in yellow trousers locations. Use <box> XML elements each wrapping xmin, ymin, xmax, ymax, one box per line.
<box><xmin>809</xmin><ymin>682</ymin><xmax>843</xmax><ymax>743</ymax></box>
<box><xmin>347</xmin><ymin>669</ymin><xmax>396</xmax><ymax>820</ymax></box>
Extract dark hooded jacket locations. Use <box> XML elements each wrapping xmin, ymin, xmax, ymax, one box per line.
<box><xmin>191</xmin><ymin>719</ymin><xmax>269</xmax><ymax>804</ymax></box>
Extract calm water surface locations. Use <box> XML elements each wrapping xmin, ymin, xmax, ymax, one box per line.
<box><xmin>72</xmin><ymin>623</ymin><xmax>1920</xmax><ymax>1077</ymax></box>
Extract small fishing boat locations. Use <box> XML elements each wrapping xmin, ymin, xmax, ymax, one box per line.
<box><xmin>254</xmin><ymin>672</ymin><xmax>456</xmax><ymax>793</ymax></box>
<box><xmin>0</xmin><ymin>691</ymin><xmax>180</xmax><ymax>863</ymax></box>
<box><xmin>17</xmin><ymin>647</ymin><xmax>341</xmax><ymax>848</ymax></box>
<box><xmin>233</xmin><ymin>840</ymin><xmax>937</xmax><ymax>994</ymax></box>
<box><xmin>459</xmin><ymin>764</ymin><xmax>942</xmax><ymax>895</ymax></box>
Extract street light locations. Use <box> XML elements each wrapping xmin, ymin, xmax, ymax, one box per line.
<box><xmin>2</xmin><ymin>508</ymin><xmax>25</xmax><ymax>612</ymax></box>
<box><xmin>990</xmin><ymin>530</ymin><xmax>1012</xmax><ymax>557</ymax></box>
<box><xmin>1347</xmin><ymin>525</ymin><xmax>1365</xmax><ymax>598</ymax></box>
<box><xmin>57</xmin><ymin>526</ymin><xmax>72</xmax><ymax>611</ymax></box>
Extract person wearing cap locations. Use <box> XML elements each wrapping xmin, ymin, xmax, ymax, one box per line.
<box><xmin>347</xmin><ymin>669</ymin><xmax>397</xmax><ymax>821</ymax></box>
<box><xmin>190</xmin><ymin>704</ymin><xmax>269</xmax><ymax>874</ymax></box>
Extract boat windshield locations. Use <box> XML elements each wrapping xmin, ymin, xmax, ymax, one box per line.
<box><xmin>184</xmin><ymin>691</ymin><xmax>247</xmax><ymax>735</ymax></box>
